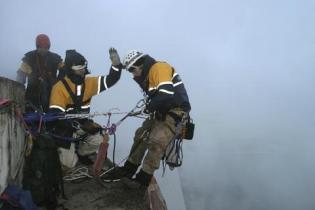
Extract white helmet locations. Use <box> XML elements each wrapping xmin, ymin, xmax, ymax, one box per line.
<box><xmin>122</xmin><ymin>50</ymin><xmax>146</xmax><ymax>70</ymax></box>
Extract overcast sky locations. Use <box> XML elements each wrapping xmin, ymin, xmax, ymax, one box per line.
<box><xmin>1</xmin><ymin>0</ymin><xmax>315</xmax><ymax>210</ymax></box>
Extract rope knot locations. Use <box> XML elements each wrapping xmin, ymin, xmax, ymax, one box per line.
<box><xmin>108</xmin><ymin>123</ymin><xmax>117</xmax><ymax>135</ymax></box>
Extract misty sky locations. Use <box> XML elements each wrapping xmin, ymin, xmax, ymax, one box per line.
<box><xmin>1</xmin><ymin>0</ymin><xmax>315</xmax><ymax>210</ymax></box>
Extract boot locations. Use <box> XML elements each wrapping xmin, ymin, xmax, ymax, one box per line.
<box><xmin>102</xmin><ymin>161</ymin><xmax>139</xmax><ymax>182</ymax></box>
<box><xmin>122</xmin><ymin>169</ymin><xmax>153</xmax><ymax>189</ymax></box>
<box><xmin>135</xmin><ymin>170</ymin><xmax>153</xmax><ymax>187</ymax></box>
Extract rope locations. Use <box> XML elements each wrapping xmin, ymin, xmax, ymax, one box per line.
<box><xmin>162</xmin><ymin>113</ymin><xmax>189</xmax><ymax>176</ymax></box>
<box><xmin>98</xmin><ymin>99</ymin><xmax>147</xmax><ymax>171</ymax></box>
<box><xmin>112</xmin><ymin>133</ymin><xmax>116</xmax><ymax>168</ymax></box>
<box><xmin>22</xmin><ymin>109</ymin><xmax>146</xmax><ymax>142</ymax></box>
<box><xmin>62</xmin><ymin>155</ymin><xmax>129</xmax><ymax>182</ymax></box>
<box><xmin>63</xmin><ymin>166</ymin><xmax>92</xmax><ymax>181</ymax></box>
<box><xmin>49</xmin><ymin>133</ymin><xmax>83</xmax><ymax>142</ymax></box>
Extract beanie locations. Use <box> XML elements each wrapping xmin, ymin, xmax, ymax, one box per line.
<box><xmin>64</xmin><ymin>50</ymin><xmax>87</xmax><ymax>69</ymax></box>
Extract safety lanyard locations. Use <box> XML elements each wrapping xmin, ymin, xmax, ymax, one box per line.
<box><xmin>61</xmin><ymin>78</ymin><xmax>85</xmax><ymax>112</ymax></box>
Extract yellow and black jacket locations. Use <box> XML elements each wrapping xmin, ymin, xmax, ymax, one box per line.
<box><xmin>136</xmin><ymin>56</ymin><xmax>190</xmax><ymax>114</ymax></box>
<box><xmin>49</xmin><ymin>65</ymin><xmax>121</xmax><ymax>114</ymax></box>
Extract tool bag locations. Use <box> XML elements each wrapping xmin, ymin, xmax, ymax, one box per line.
<box><xmin>23</xmin><ymin>133</ymin><xmax>63</xmax><ymax>210</ymax></box>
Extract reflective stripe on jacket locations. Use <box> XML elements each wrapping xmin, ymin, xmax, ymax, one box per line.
<box><xmin>146</xmin><ymin>62</ymin><xmax>191</xmax><ymax>113</ymax></box>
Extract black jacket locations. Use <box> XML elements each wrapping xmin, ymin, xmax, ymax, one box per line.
<box><xmin>22</xmin><ymin>50</ymin><xmax>62</xmax><ymax>112</ymax></box>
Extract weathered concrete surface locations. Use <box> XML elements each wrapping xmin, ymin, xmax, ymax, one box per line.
<box><xmin>0</xmin><ymin>77</ymin><xmax>26</xmax><ymax>193</ymax></box>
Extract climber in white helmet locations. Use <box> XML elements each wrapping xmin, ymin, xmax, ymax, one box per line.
<box><xmin>104</xmin><ymin>49</ymin><xmax>191</xmax><ymax>188</ymax></box>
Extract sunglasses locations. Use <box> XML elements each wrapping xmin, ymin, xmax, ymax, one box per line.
<box><xmin>72</xmin><ymin>61</ymin><xmax>88</xmax><ymax>71</ymax></box>
<box><xmin>72</xmin><ymin>65</ymin><xmax>86</xmax><ymax>71</ymax></box>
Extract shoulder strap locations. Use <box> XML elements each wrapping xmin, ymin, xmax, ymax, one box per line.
<box><xmin>35</xmin><ymin>54</ymin><xmax>48</xmax><ymax>79</ymax></box>
<box><xmin>61</xmin><ymin>78</ymin><xmax>85</xmax><ymax>112</ymax></box>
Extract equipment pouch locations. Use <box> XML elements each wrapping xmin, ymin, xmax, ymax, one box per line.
<box><xmin>182</xmin><ymin>118</ymin><xmax>195</xmax><ymax>140</ymax></box>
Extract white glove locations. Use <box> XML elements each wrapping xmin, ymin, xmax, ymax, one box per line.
<box><xmin>109</xmin><ymin>47</ymin><xmax>121</xmax><ymax>66</ymax></box>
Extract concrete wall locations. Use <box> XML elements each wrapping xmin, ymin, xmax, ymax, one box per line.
<box><xmin>0</xmin><ymin>76</ymin><xmax>26</xmax><ymax>193</ymax></box>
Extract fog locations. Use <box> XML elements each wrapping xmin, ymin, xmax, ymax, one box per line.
<box><xmin>1</xmin><ymin>0</ymin><xmax>315</xmax><ymax>209</ymax></box>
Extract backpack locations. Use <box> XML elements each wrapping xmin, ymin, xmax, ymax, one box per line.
<box><xmin>23</xmin><ymin>133</ymin><xmax>63</xmax><ymax>210</ymax></box>
<box><xmin>0</xmin><ymin>185</ymin><xmax>38</xmax><ymax>210</ymax></box>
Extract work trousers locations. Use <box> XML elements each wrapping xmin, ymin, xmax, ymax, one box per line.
<box><xmin>128</xmin><ymin>108</ymin><xmax>185</xmax><ymax>174</ymax></box>
<box><xmin>58</xmin><ymin>129</ymin><xmax>104</xmax><ymax>169</ymax></box>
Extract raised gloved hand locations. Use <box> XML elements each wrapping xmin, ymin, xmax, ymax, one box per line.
<box><xmin>109</xmin><ymin>47</ymin><xmax>121</xmax><ymax>66</ymax></box>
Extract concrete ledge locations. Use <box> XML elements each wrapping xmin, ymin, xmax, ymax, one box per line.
<box><xmin>0</xmin><ymin>77</ymin><xmax>26</xmax><ymax>193</ymax></box>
